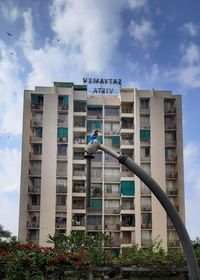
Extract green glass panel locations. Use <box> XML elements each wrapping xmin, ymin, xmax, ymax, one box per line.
<box><xmin>63</xmin><ymin>96</ymin><xmax>69</xmax><ymax>105</ymax></box>
<box><xmin>87</xmin><ymin>121</ymin><xmax>102</xmax><ymax>131</ymax></box>
<box><xmin>90</xmin><ymin>199</ymin><xmax>102</xmax><ymax>209</ymax></box>
<box><xmin>140</xmin><ymin>130</ymin><xmax>150</xmax><ymax>141</ymax></box>
<box><xmin>121</xmin><ymin>181</ymin><xmax>135</xmax><ymax>196</ymax></box>
<box><xmin>74</xmin><ymin>85</ymin><xmax>87</xmax><ymax>90</ymax></box>
<box><xmin>173</xmin><ymin>131</ymin><xmax>176</xmax><ymax>141</ymax></box>
<box><xmin>111</xmin><ymin>136</ymin><xmax>120</xmax><ymax>147</ymax></box>
<box><xmin>57</xmin><ymin>128</ymin><xmax>68</xmax><ymax>137</ymax></box>
<box><xmin>54</xmin><ymin>82</ymin><xmax>73</xmax><ymax>88</ymax></box>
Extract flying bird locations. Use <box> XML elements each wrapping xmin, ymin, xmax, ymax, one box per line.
<box><xmin>10</xmin><ymin>52</ymin><xmax>14</xmax><ymax>55</ymax></box>
<box><xmin>7</xmin><ymin>32</ymin><xmax>12</xmax><ymax>36</ymax></box>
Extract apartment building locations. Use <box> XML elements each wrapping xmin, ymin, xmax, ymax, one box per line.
<box><xmin>18</xmin><ymin>82</ymin><xmax>185</xmax><ymax>251</ymax></box>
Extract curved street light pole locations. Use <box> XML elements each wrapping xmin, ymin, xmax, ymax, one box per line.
<box><xmin>84</xmin><ymin>140</ymin><xmax>200</xmax><ymax>280</ymax></box>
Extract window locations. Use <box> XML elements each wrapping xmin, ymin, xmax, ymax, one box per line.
<box><xmin>105</xmin><ymin>107</ymin><xmax>119</xmax><ymax>116</ymax></box>
<box><xmin>141</xmin><ymin>213</ymin><xmax>152</xmax><ymax>225</ymax></box>
<box><xmin>57</xmin><ymin>128</ymin><xmax>68</xmax><ymax>137</ymax></box>
<box><xmin>91</xmin><ymin>168</ymin><xmax>102</xmax><ymax>178</ymax></box>
<box><xmin>31</xmin><ymin>161</ymin><xmax>41</xmax><ymax>171</ymax></box>
<box><xmin>141</xmin><ymin>230</ymin><xmax>151</xmax><ymax>241</ymax></box>
<box><xmin>31</xmin><ymin>94</ymin><xmax>43</xmax><ymax>106</ymax></box>
<box><xmin>122</xmin><ymin>215</ymin><xmax>135</xmax><ymax>226</ymax></box>
<box><xmin>87</xmin><ymin>105</ymin><xmax>102</xmax><ymax>116</ymax></box>
<box><xmin>140</xmin><ymin>99</ymin><xmax>149</xmax><ymax>110</ymax></box>
<box><xmin>104</xmin><ymin>168</ymin><xmax>120</xmax><ymax>181</ymax></box>
<box><xmin>111</xmin><ymin>136</ymin><xmax>120</xmax><ymax>147</ymax></box>
<box><xmin>34</xmin><ymin>128</ymin><xmax>42</xmax><ymax>138</ymax></box>
<box><xmin>140</xmin><ymin>115</ymin><xmax>150</xmax><ymax>128</ymax></box>
<box><xmin>56</xmin><ymin>178</ymin><xmax>67</xmax><ymax>187</ymax></box>
<box><xmin>56</xmin><ymin>195</ymin><xmax>66</xmax><ymax>206</ymax></box>
<box><xmin>57</xmin><ymin>145</ymin><xmax>67</xmax><ymax>156</ymax></box>
<box><xmin>32</xmin><ymin>177</ymin><xmax>41</xmax><ymax>188</ymax></box>
<box><xmin>58</xmin><ymin>113</ymin><xmax>68</xmax><ymax>123</ymax></box>
<box><xmin>141</xmin><ymin>164</ymin><xmax>151</xmax><ymax>175</ymax></box>
<box><xmin>104</xmin><ymin>200</ymin><xmax>120</xmax><ymax>209</ymax></box>
<box><xmin>58</xmin><ymin>95</ymin><xmax>68</xmax><ymax>106</ymax></box>
<box><xmin>57</xmin><ymin>161</ymin><xmax>67</xmax><ymax>172</ymax></box>
<box><xmin>105</xmin><ymin>154</ymin><xmax>117</xmax><ymax>163</ymax></box>
<box><xmin>90</xmin><ymin>199</ymin><xmax>102</xmax><ymax>210</ymax></box>
<box><xmin>87</xmin><ymin>216</ymin><xmax>102</xmax><ymax>225</ymax></box>
<box><xmin>104</xmin><ymin>122</ymin><xmax>120</xmax><ymax>134</ymax></box>
<box><xmin>105</xmin><ymin>184</ymin><xmax>119</xmax><ymax>194</ymax></box>
<box><xmin>87</xmin><ymin>120</ymin><xmax>102</xmax><ymax>131</ymax></box>
<box><xmin>141</xmin><ymin>197</ymin><xmax>151</xmax><ymax>210</ymax></box>
<box><xmin>121</xmin><ymin>181</ymin><xmax>135</xmax><ymax>196</ymax></box>
<box><xmin>32</xmin><ymin>144</ymin><xmax>42</xmax><ymax>155</ymax></box>
<box><xmin>31</xmin><ymin>195</ymin><xmax>40</xmax><ymax>205</ymax></box>
<box><xmin>140</xmin><ymin>130</ymin><xmax>150</xmax><ymax>141</ymax></box>
<box><xmin>34</xmin><ymin>112</ymin><xmax>43</xmax><ymax>120</ymax></box>
<box><xmin>140</xmin><ymin>147</ymin><xmax>150</xmax><ymax>159</ymax></box>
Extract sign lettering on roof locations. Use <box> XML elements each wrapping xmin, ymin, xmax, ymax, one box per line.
<box><xmin>82</xmin><ymin>78</ymin><xmax>121</xmax><ymax>96</ymax></box>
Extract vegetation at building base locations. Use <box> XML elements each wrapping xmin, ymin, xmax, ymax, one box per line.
<box><xmin>0</xmin><ymin>226</ymin><xmax>200</xmax><ymax>279</ymax></box>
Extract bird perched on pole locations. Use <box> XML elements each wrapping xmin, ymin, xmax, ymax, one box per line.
<box><xmin>89</xmin><ymin>129</ymin><xmax>99</xmax><ymax>143</ymax></box>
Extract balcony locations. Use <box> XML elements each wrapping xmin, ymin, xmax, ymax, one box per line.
<box><xmin>57</xmin><ymin>137</ymin><xmax>68</xmax><ymax>143</ymax></box>
<box><xmin>104</xmin><ymin>208</ymin><xmax>120</xmax><ymax>214</ymax></box>
<box><xmin>104</xmin><ymin>192</ymin><xmax>120</xmax><ymax>198</ymax></box>
<box><xmin>121</xmin><ymin>170</ymin><xmax>134</xmax><ymax>178</ymax></box>
<box><xmin>55</xmin><ymin>223</ymin><xmax>66</xmax><ymax>229</ymax></box>
<box><xmin>104</xmin><ymin>175</ymin><xmax>120</xmax><ymax>183</ymax></box>
<box><xmin>30</xmin><ymin>136</ymin><xmax>42</xmax><ymax>143</ymax></box>
<box><xmin>56</xmin><ymin>185</ymin><xmax>67</xmax><ymax>193</ymax></box>
<box><xmin>168</xmin><ymin>240</ymin><xmax>180</xmax><ymax>247</ymax></box>
<box><xmin>167</xmin><ymin>188</ymin><xmax>178</xmax><ymax>196</ymax></box>
<box><xmin>57</xmin><ymin>119</ymin><xmax>68</xmax><ymax>127</ymax></box>
<box><xmin>141</xmin><ymin>223</ymin><xmax>152</xmax><ymax>229</ymax></box>
<box><xmin>166</xmin><ymin>172</ymin><xmax>178</xmax><ymax>180</ymax></box>
<box><xmin>73</xmin><ymin>137</ymin><xmax>86</xmax><ymax>145</ymax></box>
<box><xmin>73</xmin><ymin>185</ymin><xmax>85</xmax><ymax>193</ymax></box>
<box><xmin>56</xmin><ymin>205</ymin><xmax>67</xmax><ymax>211</ymax></box>
<box><xmin>27</xmin><ymin>221</ymin><xmax>40</xmax><ymax>228</ymax></box>
<box><xmin>29</xmin><ymin>169</ymin><xmax>41</xmax><ymax>176</ymax></box>
<box><xmin>166</xmin><ymin>155</ymin><xmax>177</xmax><ymax>162</ymax></box>
<box><xmin>73</xmin><ymin>170</ymin><xmax>85</xmax><ymax>177</ymax></box>
<box><xmin>28</xmin><ymin>186</ymin><xmax>41</xmax><ymax>193</ymax></box>
<box><xmin>121</xmin><ymin>139</ymin><xmax>134</xmax><ymax>146</ymax></box>
<box><xmin>86</xmin><ymin>225</ymin><xmax>102</xmax><ymax>230</ymax></box>
<box><xmin>29</xmin><ymin>152</ymin><xmax>42</xmax><ymax>160</ymax></box>
<box><xmin>105</xmin><ymin>224</ymin><xmax>120</xmax><ymax>230</ymax></box>
<box><xmin>30</xmin><ymin>119</ymin><xmax>43</xmax><ymax>127</ymax></box>
<box><xmin>27</xmin><ymin>204</ymin><xmax>40</xmax><ymax>211</ymax></box>
<box><xmin>141</xmin><ymin>240</ymin><xmax>152</xmax><ymax>246</ymax></box>
<box><xmin>141</xmin><ymin>205</ymin><xmax>151</xmax><ymax>211</ymax></box>
<box><xmin>31</xmin><ymin>104</ymin><xmax>43</xmax><ymax>110</ymax></box>
<box><xmin>56</xmin><ymin>171</ymin><xmax>67</xmax><ymax>177</ymax></box>
<box><xmin>121</xmin><ymin>204</ymin><xmax>135</xmax><ymax>211</ymax></box>
<box><xmin>74</xmin><ymin>106</ymin><xmax>86</xmax><ymax>113</ymax></box>
<box><xmin>58</xmin><ymin>105</ymin><xmax>68</xmax><ymax>111</ymax></box>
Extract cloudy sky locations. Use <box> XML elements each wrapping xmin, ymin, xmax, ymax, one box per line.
<box><xmin>0</xmin><ymin>0</ymin><xmax>200</xmax><ymax>239</ymax></box>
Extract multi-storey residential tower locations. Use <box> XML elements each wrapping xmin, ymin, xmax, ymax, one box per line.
<box><xmin>18</xmin><ymin>82</ymin><xmax>184</xmax><ymax>250</ymax></box>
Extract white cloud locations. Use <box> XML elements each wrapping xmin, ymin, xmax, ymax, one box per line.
<box><xmin>0</xmin><ymin>147</ymin><xmax>21</xmax><ymax>192</ymax></box>
<box><xmin>129</xmin><ymin>19</ymin><xmax>155</xmax><ymax>46</ymax></box>
<box><xmin>0</xmin><ymin>2</ymin><xmax>20</xmax><ymax>22</ymax></box>
<box><xmin>181</xmin><ymin>42</ymin><xmax>200</xmax><ymax>65</ymax></box>
<box><xmin>49</xmin><ymin>0</ymin><xmax>123</xmax><ymax>73</ymax></box>
<box><xmin>0</xmin><ymin>40</ymin><xmax>23</xmax><ymax>135</ymax></box>
<box><xmin>180</xmin><ymin>22</ymin><xmax>199</xmax><ymax>36</ymax></box>
<box><xmin>127</xmin><ymin>0</ymin><xmax>147</xmax><ymax>10</ymax></box>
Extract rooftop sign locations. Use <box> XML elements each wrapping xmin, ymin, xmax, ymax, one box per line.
<box><xmin>83</xmin><ymin>78</ymin><xmax>121</xmax><ymax>96</ymax></box>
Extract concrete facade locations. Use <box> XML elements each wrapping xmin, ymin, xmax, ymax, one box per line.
<box><xmin>18</xmin><ymin>83</ymin><xmax>184</xmax><ymax>250</ymax></box>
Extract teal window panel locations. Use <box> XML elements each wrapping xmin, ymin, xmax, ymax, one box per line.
<box><xmin>121</xmin><ymin>181</ymin><xmax>135</xmax><ymax>196</ymax></box>
<box><xmin>173</xmin><ymin>131</ymin><xmax>176</xmax><ymax>141</ymax></box>
<box><xmin>140</xmin><ymin>130</ymin><xmax>150</xmax><ymax>141</ymax></box>
<box><xmin>63</xmin><ymin>96</ymin><xmax>69</xmax><ymax>105</ymax></box>
<box><xmin>111</xmin><ymin>136</ymin><xmax>120</xmax><ymax>147</ymax></box>
<box><xmin>87</xmin><ymin>121</ymin><xmax>102</xmax><ymax>131</ymax></box>
<box><xmin>31</xmin><ymin>94</ymin><xmax>43</xmax><ymax>105</ymax></box>
<box><xmin>90</xmin><ymin>199</ymin><xmax>102</xmax><ymax>210</ymax></box>
<box><xmin>57</xmin><ymin>128</ymin><xmax>68</xmax><ymax>137</ymax></box>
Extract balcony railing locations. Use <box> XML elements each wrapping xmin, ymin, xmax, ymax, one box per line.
<box><xmin>73</xmin><ymin>138</ymin><xmax>86</xmax><ymax>144</ymax></box>
<box><xmin>30</xmin><ymin>119</ymin><xmax>43</xmax><ymax>126</ymax></box>
<box><xmin>121</xmin><ymin>108</ymin><xmax>133</xmax><ymax>114</ymax></box>
<box><xmin>104</xmin><ymin>192</ymin><xmax>120</xmax><ymax>198</ymax></box>
<box><xmin>73</xmin><ymin>185</ymin><xmax>85</xmax><ymax>193</ymax></box>
<box><xmin>27</xmin><ymin>222</ymin><xmax>40</xmax><ymax>228</ymax></box>
<box><xmin>121</xmin><ymin>204</ymin><xmax>135</xmax><ymax>210</ymax></box>
<box><xmin>56</xmin><ymin>171</ymin><xmax>67</xmax><ymax>177</ymax></box>
<box><xmin>121</xmin><ymin>124</ymin><xmax>134</xmax><ymax>130</ymax></box>
<box><xmin>28</xmin><ymin>186</ymin><xmax>41</xmax><ymax>193</ymax></box>
<box><xmin>104</xmin><ymin>175</ymin><xmax>120</xmax><ymax>182</ymax></box>
<box><xmin>56</xmin><ymin>186</ymin><xmax>67</xmax><ymax>193</ymax></box>
<box><xmin>57</xmin><ymin>119</ymin><xmax>68</xmax><ymax>126</ymax></box>
<box><xmin>141</xmin><ymin>224</ymin><xmax>152</xmax><ymax>229</ymax></box>
<box><xmin>168</xmin><ymin>240</ymin><xmax>180</xmax><ymax>247</ymax></box>
<box><xmin>104</xmin><ymin>208</ymin><xmax>120</xmax><ymax>214</ymax></box>
<box><xmin>29</xmin><ymin>169</ymin><xmax>41</xmax><ymax>176</ymax></box>
<box><xmin>86</xmin><ymin>225</ymin><xmax>102</xmax><ymax>230</ymax></box>
<box><xmin>58</xmin><ymin>105</ymin><xmax>68</xmax><ymax>111</ymax></box>
<box><xmin>141</xmin><ymin>240</ymin><xmax>152</xmax><ymax>246</ymax></box>
<box><xmin>105</xmin><ymin>224</ymin><xmax>120</xmax><ymax>230</ymax></box>
<box><xmin>121</xmin><ymin>139</ymin><xmax>134</xmax><ymax>145</ymax></box>
<box><xmin>56</xmin><ymin>205</ymin><xmax>67</xmax><ymax>210</ymax></box>
<box><xmin>166</xmin><ymin>155</ymin><xmax>177</xmax><ymax>162</ymax></box>
<box><xmin>30</xmin><ymin>136</ymin><xmax>42</xmax><ymax>142</ymax></box>
<box><xmin>29</xmin><ymin>152</ymin><xmax>42</xmax><ymax>160</ymax></box>
<box><xmin>72</xmin><ymin>220</ymin><xmax>85</xmax><ymax>227</ymax></box>
<box><xmin>55</xmin><ymin>223</ymin><xmax>66</xmax><ymax>228</ymax></box>
<box><xmin>141</xmin><ymin>206</ymin><xmax>151</xmax><ymax>211</ymax></box>
<box><xmin>57</xmin><ymin>137</ymin><xmax>68</xmax><ymax>143</ymax></box>
<box><xmin>27</xmin><ymin>204</ymin><xmax>40</xmax><ymax>211</ymax></box>
<box><xmin>31</xmin><ymin>104</ymin><xmax>43</xmax><ymax>110</ymax></box>
<box><xmin>73</xmin><ymin>171</ymin><xmax>85</xmax><ymax>176</ymax></box>
<box><xmin>72</xmin><ymin>204</ymin><xmax>85</xmax><ymax>209</ymax></box>
<box><xmin>74</xmin><ymin>106</ymin><xmax>86</xmax><ymax>112</ymax></box>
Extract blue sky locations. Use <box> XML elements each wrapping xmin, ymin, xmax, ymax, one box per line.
<box><xmin>0</xmin><ymin>0</ymin><xmax>200</xmax><ymax>239</ymax></box>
